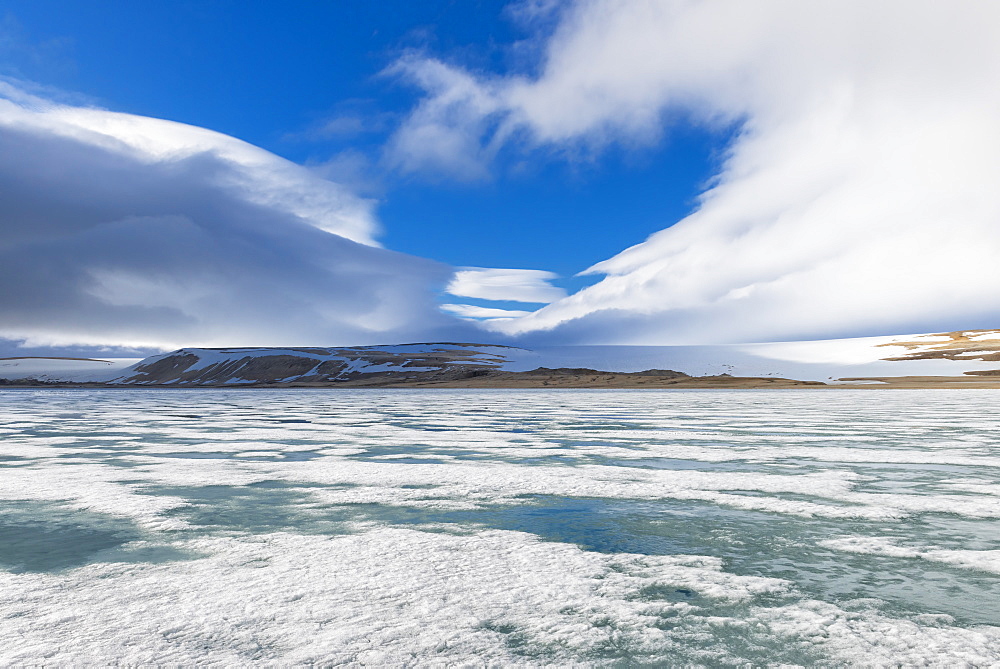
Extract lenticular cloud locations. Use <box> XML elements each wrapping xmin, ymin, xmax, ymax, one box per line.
<box><xmin>0</xmin><ymin>82</ymin><xmax>466</xmax><ymax>351</ymax></box>
<box><xmin>395</xmin><ymin>0</ymin><xmax>1000</xmax><ymax>344</ymax></box>
<box><xmin>446</xmin><ymin>268</ymin><xmax>566</xmax><ymax>304</ymax></box>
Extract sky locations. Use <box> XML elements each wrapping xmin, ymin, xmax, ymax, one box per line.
<box><xmin>1</xmin><ymin>0</ymin><xmax>999</xmax><ymax>355</ymax></box>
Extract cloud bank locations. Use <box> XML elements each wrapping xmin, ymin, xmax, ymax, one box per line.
<box><xmin>0</xmin><ymin>82</ymin><xmax>469</xmax><ymax>352</ymax></box>
<box><xmin>394</xmin><ymin>0</ymin><xmax>1000</xmax><ymax>344</ymax></box>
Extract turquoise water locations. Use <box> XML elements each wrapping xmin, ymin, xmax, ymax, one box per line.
<box><xmin>1</xmin><ymin>389</ymin><xmax>998</xmax><ymax>664</ymax></box>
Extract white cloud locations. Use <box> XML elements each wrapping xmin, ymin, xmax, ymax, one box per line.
<box><xmin>384</xmin><ymin>59</ymin><xmax>504</xmax><ymax>180</ymax></box>
<box><xmin>0</xmin><ymin>81</ymin><xmax>473</xmax><ymax>351</ymax></box>
<box><xmin>1</xmin><ymin>81</ymin><xmax>381</xmax><ymax>246</ymax></box>
<box><xmin>440</xmin><ymin>304</ymin><xmax>533</xmax><ymax>320</ymax></box>
<box><xmin>446</xmin><ymin>267</ymin><xmax>567</xmax><ymax>304</ymax></box>
<box><xmin>394</xmin><ymin>0</ymin><xmax>1000</xmax><ymax>344</ymax></box>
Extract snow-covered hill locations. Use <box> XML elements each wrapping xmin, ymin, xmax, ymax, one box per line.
<box><xmin>0</xmin><ymin>357</ymin><xmax>142</xmax><ymax>382</ymax></box>
<box><xmin>107</xmin><ymin>344</ymin><xmax>516</xmax><ymax>386</ymax></box>
<box><xmin>2</xmin><ymin>330</ymin><xmax>999</xmax><ymax>386</ymax></box>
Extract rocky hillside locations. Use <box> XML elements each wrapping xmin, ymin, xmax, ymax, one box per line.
<box><xmin>111</xmin><ymin>343</ymin><xmax>520</xmax><ymax>386</ymax></box>
<box><xmin>4</xmin><ymin>330</ymin><xmax>1000</xmax><ymax>387</ymax></box>
<box><xmin>107</xmin><ymin>345</ymin><xmax>817</xmax><ymax>388</ymax></box>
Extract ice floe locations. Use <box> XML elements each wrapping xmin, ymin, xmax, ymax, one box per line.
<box><xmin>1</xmin><ymin>388</ymin><xmax>999</xmax><ymax>663</ymax></box>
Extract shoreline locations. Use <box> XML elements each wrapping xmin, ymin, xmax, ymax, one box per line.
<box><xmin>5</xmin><ymin>332</ymin><xmax>1000</xmax><ymax>390</ymax></box>
<box><xmin>4</xmin><ymin>376</ymin><xmax>1000</xmax><ymax>390</ymax></box>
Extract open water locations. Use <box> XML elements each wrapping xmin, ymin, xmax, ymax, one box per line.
<box><xmin>1</xmin><ymin>388</ymin><xmax>998</xmax><ymax>665</ymax></box>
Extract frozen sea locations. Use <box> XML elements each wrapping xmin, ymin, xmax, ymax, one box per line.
<box><xmin>1</xmin><ymin>388</ymin><xmax>999</xmax><ymax>665</ymax></box>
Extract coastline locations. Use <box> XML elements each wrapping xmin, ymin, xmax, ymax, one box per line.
<box><xmin>4</xmin><ymin>332</ymin><xmax>1000</xmax><ymax>389</ymax></box>
<box><xmin>5</xmin><ymin>374</ymin><xmax>1000</xmax><ymax>390</ymax></box>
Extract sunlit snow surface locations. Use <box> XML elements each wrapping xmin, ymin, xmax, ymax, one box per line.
<box><xmin>1</xmin><ymin>389</ymin><xmax>999</xmax><ymax>665</ymax></box>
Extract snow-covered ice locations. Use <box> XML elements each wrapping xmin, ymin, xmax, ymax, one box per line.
<box><xmin>1</xmin><ymin>388</ymin><xmax>999</xmax><ymax>664</ymax></box>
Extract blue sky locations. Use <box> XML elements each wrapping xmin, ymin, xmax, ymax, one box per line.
<box><xmin>1</xmin><ymin>0</ymin><xmax>724</xmax><ymax>284</ymax></box>
<box><xmin>1</xmin><ymin>1</ymin><xmax>997</xmax><ymax>354</ymax></box>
